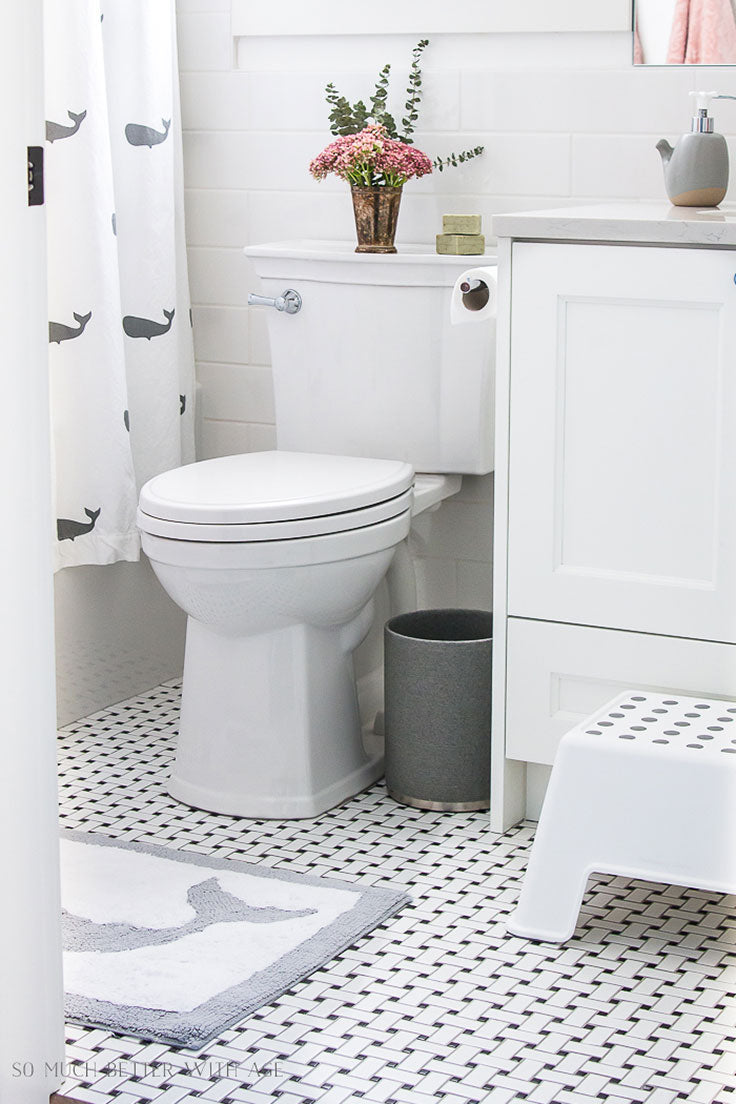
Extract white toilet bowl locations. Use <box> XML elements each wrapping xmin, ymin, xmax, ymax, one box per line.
<box><xmin>138</xmin><ymin>450</ymin><xmax>413</xmax><ymax>818</ymax></box>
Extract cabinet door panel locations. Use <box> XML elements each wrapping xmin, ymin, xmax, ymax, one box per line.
<box><xmin>507</xmin><ymin>242</ymin><xmax>736</xmax><ymax>642</ymax></box>
<box><xmin>506</xmin><ymin>617</ymin><xmax>736</xmax><ymax>765</ymax></box>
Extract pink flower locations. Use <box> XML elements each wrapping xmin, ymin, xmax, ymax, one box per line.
<box><xmin>309</xmin><ymin>124</ymin><xmax>432</xmax><ymax>188</ymax></box>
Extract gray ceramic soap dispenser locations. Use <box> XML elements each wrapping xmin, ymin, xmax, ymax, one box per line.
<box><xmin>657</xmin><ymin>91</ymin><xmax>735</xmax><ymax>207</ymax></box>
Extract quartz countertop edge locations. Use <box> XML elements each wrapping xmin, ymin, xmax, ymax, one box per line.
<box><xmin>492</xmin><ymin>202</ymin><xmax>736</xmax><ymax>247</ymax></box>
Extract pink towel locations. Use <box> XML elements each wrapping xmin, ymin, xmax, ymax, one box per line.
<box><xmin>667</xmin><ymin>0</ymin><xmax>736</xmax><ymax>63</ymax></box>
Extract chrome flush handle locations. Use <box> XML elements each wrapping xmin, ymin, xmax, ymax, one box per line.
<box><xmin>247</xmin><ymin>289</ymin><xmax>302</xmax><ymax>315</ymax></box>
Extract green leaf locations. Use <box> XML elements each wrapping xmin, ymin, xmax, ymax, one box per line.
<box><xmin>432</xmin><ymin>145</ymin><xmax>484</xmax><ymax>171</ymax></box>
<box><xmin>370</xmin><ymin>64</ymin><xmax>391</xmax><ymax>114</ymax></box>
<box><xmin>353</xmin><ymin>100</ymin><xmax>369</xmax><ymax>130</ymax></box>
<box><xmin>400</xmin><ymin>39</ymin><xmax>428</xmax><ymax>139</ymax></box>
<box><xmin>325</xmin><ymin>82</ymin><xmax>359</xmax><ymax>136</ymax></box>
<box><xmin>381</xmin><ymin>111</ymin><xmax>399</xmax><ymax>138</ymax></box>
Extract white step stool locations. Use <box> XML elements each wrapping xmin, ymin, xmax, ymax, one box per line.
<box><xmin>507</xmin><ymin>691</ymin><xmax>736</xmax><ymax>942</ymax></box>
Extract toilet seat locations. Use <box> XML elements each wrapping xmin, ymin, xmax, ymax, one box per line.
<box><xmin>137</xmin><ymin>450</ymin><xmax>414</xmax><ymax>542</ymax></box>
<box><xmin>140</xmin><ymin>510</ymin><xmax>412</xmax><ymax>570</ymax></box>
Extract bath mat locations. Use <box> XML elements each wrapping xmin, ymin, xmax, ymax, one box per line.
<box><xmin>60</xmin><ymin>830</ymin><xmax>410</xmax><ymax>1050</ymax></box>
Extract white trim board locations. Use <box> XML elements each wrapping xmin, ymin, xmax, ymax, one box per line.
<box><xmin>231</xmin><ymin>0</ymin><xmax>632</xmax><ymax>38</ymax></box>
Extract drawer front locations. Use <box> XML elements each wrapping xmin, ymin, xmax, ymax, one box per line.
<box><xmin>506</xmin><ymin>617</ymin><xmax>736</xmax><ymax>765</ymax></box>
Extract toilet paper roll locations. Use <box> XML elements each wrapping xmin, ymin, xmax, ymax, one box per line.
<box><xmin>450</xmin><ymin>265</ymin><xmax>498</xmax><ymax>325</ymax></box>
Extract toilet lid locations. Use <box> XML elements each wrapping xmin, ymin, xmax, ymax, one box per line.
<box><xmin>138</xmin><ymin>450</ymin><xmax>414</xmax><ymax>540</ymax></box>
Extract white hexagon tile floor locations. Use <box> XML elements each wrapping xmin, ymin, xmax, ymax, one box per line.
<box><xmin>55</xmin><ymin>682</ymin><xmax>735</xmax><ymax>1104</ymax></box>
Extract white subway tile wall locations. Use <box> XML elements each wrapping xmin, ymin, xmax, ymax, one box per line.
<box><xmin>177</xmin><ymin>2</ymin><xmax>736</xmax><ymax>609</ymax></box>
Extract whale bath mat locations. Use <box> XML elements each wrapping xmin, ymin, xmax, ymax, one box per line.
<box><xmin>60</xmin><ymin>830</ymin><xmax>410</xmax><ymax>1049</ymax></box>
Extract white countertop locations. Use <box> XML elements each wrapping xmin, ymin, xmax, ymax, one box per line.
<box><xmin>492</xmin><ymin>202</ymin><xmax>736</xmax><ymax>247</ymax></box>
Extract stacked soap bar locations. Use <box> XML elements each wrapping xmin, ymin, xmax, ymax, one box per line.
<box><xmin>436</xmin><ymin>214</ymin><xmax>485</xmax><ymax>255</ymax></box>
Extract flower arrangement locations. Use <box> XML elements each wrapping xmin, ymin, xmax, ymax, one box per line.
<box><xmin>320</xmin><ymin>39</ymin><xmax>483</xmax><ymax>174</ymax></box>
<box><xmin>309</xmin><ymin>123</ymin><xmax>433</xmax><ymax>188</ymax></box>
<box><xmin>308</xmin><ymin>40</ymin><xmax>480</xmax><ymax>253</ymax></box>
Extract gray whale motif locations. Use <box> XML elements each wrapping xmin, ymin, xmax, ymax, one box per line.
<box><xmin>62</xmin><ymin>876</ymin><xmax>317</xmax><ymax>953</ymax></box>
<box><xmin>46</xmin><ymin>109</ymin><xmax>87</xmax><ymax>143</ymax></box>
<box><xmin>57</xmin><ymin>507</ymin><xmax>100</xmax><ymax>542</ymax></box>
<box><xmin>180</xmin><ymin>394</ymin><xmax>186</xmax><ymax>415</ymax></box>
<box><xmin>125</xmin><ymin>118</ymin><xmax>171</xmax><ymax>147</ymax></box>
<box><xmin>123</xmin><ymin>308</ymin><xmax>174</xmax><ymax>340</ymax></box>
<box><xmin>123</xmin><ymin>409</ymin><xmax>130</xmax><ymax>431</ymax></box>
<box><xmin>49</xmin><ymin>311</ymin><xmax>92</xmax><ymax>344</ymax></box>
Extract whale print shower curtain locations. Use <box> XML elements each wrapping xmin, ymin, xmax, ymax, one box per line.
<box><xmin>45</xmin><ymin>0</ymin><xmax>195</xmax><ymax>569</ymax></box>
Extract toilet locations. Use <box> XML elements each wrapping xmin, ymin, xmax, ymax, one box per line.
<box><xmin>137</xmin><ymin>241</ymin><xmax>496</xmax><ymax>819</ymax></box>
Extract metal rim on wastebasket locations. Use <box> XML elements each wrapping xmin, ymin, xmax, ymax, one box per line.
<box><xmin>387</xmin><ymin>787</ymin><xmax>490</xmax><ymax>812</ymax></box>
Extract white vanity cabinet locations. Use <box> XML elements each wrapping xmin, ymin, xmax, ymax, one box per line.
<box><xmin>491</xmin><ymin>207</ymin><xmax>736</xmax><ymax>831</ymax></box>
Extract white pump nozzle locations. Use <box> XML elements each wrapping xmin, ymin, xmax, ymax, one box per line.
<box><xmin>688</xmin><ymin>90</ymin><xmax>736</xmax><ymax>131</ymax></box>
<box><xmin>688</xmin><ymin>90</ymin><xmax>722</xmax><ymax>131</ymax></box>
<box><xmin>690</xmin><ymin>89</ymin><xmax>719</xmax><ymax>113</ymax></box>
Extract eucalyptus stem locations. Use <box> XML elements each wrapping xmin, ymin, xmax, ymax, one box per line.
<box><xmin>321</xmin><ymin>40</ymin><xmax>484</xmax><ymax>177</ymax></box>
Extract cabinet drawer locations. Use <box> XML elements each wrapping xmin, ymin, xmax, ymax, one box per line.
<box><xmin>506</xmin><ymin>617</ymin><xmax>736</xmax><ymax>765</ymax></box>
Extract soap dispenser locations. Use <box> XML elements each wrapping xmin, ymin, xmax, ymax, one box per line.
<box><xmin>656</xmin><ymin>91</ymin><xmax>735</xmax><ymax>207</ymax></box>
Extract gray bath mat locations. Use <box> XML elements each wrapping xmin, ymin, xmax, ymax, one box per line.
<box><xmin>60</xmin><ymin>830</ymin><xmax>410</xmax><ymax>1050</ymax></box>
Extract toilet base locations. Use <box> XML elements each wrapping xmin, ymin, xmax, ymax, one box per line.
<box><xmin>170</xmin><ymin>614</ymin><xmax>384</xmax><ymax>819</ymax></box>
<box><xmin>169</xmin><ymin>745</ymin><xmax>384</xmax><ymax>819</ymax></box>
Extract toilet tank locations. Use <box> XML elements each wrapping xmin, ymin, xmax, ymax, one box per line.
<box><xmin>244</xmin><ymin>240</ymin><xmax>495</xmax><ymax>474</ymax></box>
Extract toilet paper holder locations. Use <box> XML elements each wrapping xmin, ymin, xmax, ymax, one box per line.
<box><xmin>450</xmin><ymin>265</ymin><xmax>497</xmax><ymax>325</ymax></box>
<box><xmin>459</xmin><ymin>278</ymin><xmax>491</xmax><ymax>312</ymax></box>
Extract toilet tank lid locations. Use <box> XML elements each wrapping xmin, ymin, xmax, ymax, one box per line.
<box><xmin>245</xmin><ymin>240</ymin><xmax>497</xmax><ymax>261</ymax></box>
<box><xmin>245</xmin><ymin>240</ymin><xmax>497</xmax><ymax>286</ymax></box>
<box><xmin>139</xmin><ymin>451</ymin><xmax>415</xmax><ymax>525</ymax></box>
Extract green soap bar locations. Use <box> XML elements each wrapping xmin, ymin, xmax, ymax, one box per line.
<box><xmin>442</xmin><ymin>213</ymin><xmax>482</xmax><ymax>235</ymax></box>
<box><xmin>436</xmin><ymin>233</ymin><xmax>485</xmax><ymax>255</ymax></box>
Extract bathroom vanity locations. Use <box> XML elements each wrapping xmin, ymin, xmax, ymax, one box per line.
<box><xmin>491</xmin><ymin>203</ymin><xmax>736</xmax><ymax>831</ymax></box>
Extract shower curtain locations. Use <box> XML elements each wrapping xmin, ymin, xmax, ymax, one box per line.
<box><xmin>45</xmin><ymin>0</ymin><xmax>195</xmax><ymax>570</ymax></box>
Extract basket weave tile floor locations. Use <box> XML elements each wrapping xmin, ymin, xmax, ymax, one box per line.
<box><xmin>55</xmin><ymin>682</ymin><xmax>735</xmax><ymax>1104</ymax></box>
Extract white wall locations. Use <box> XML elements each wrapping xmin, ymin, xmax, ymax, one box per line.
<box><xmin>176</xmin><ymin>0</ymin><xmax>736</xmax><ymax>613</ymax></box>
<box><xmin>55</xmin><ymin>560</ymin><xmax>186</xmax><ymax>726</ymax></box>
<box><xmin>0</xmin><ymin>1</ymin><xmax>65</xmax><ymax>1097</ymax></box>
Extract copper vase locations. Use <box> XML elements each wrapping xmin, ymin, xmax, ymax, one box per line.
<box><xmin>350</xmin><ymin>185</ymin><xmax>402</xmax><ymax>254</ymax></box>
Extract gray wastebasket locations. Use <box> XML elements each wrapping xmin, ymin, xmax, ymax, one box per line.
<box><xmin>384</xmin><ymin>609</ymin><xmax>492</xmax><ymax>811</ymax></box>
